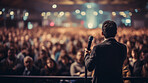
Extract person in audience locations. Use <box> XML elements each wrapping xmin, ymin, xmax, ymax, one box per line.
<box><xmin>17</xmin><ymin>43</ymin><xmax>29</xmax><ymax>64</ymax></box>
<box><xmin>15</xmin><ymin>56</ymin><xmax>40</xmax><ymax>75</ymax></box>
<box><xmin>35</xmin><ymin>47</ymin><xmax>50</xmax><ymax>70</ymax></box>
<box><xmin>58</xmin><ymin>55</ymin><xmax>71</xmax><ymax>76</ymax></box>
<box><xmin>58</xmin><ymin>49</ymin><xmax>73</xmax><ymax>64</ymax></box>
<box><xmin>0</xmin><ymin>44</ymin><xmax>6</xmax><ymax>62</ymax></box>
<box><xmin>40</xmin><ymin>57</ymin><xmax>58</xmax><ymax>76</ymax></box>
<box><xmin>130</xmin><ymin>48</ymin><xmax>145</xmax><ymax>83</ymax></box>
<box><xmin>70</xmin><ymin>49</ymin><xmax>91</xmax><ymax>77</ymax></box>
<box><xmin>122</xmin><ymin>57</ymin><xmax>131</xmax><ymax>83</ymax></box>
<box><xmin>131</xmin><ymin>48</ymin><xmax>143</xmax><ymax>77</ymax></box>
<box><xmin>141</xmin><ymin>49</ymin><xmax>148</xmax><ymax>77</ymax></box>
<box><xmin>0</xmin><ymin>46</ymin><xmax>21</xmax><ymax>75</ymax></box>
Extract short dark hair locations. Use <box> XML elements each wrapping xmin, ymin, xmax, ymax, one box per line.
<box><xmin>102</xmin><ymin>20</ymin><xmax>117</xmax><ymax>38</ymax></box>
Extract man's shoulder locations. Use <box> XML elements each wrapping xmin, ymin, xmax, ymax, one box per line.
<box><xmin>116</xmin><ymin>42</ymin><xmax>127</xmax><ymax>49</ymax></box>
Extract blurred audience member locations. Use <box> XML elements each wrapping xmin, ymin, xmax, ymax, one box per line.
<box><xmin>58</xmin><ymin>55</ymin><xmax>71</xmax><ymax>76</ymax></box>
<box><xmin>131</xmin><ymin>48</ymin><xmax>143</xmax><ymax>77</ymax></box>
<box><xmin>15</xmin><ymin>56</ymin><xmax>39</xmax><ymax>75</ymax></box>
<box><xmin>0</xmin><ymin>47</ymin><xmax>21</xmax><ymax>75</ymax></box>
<box><xmin>35</xmin><ymin>47</ymin><xmax>49</xmax><ymax>70</ymax></box>
<box><xmin>40</xmin><ymin>57</ymin><xmax>58</xmax><ymax>76</ymax></box>
<box><xmin>70</xmin><ymin>49</ymin><xmax>91</xmax><ymax>77</ymax></box>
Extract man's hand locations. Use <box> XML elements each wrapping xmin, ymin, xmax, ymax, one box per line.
<box><xmin>84</xmin><ymin>48</ymin><xmax>91</xmax><ymax>58</ymax></box>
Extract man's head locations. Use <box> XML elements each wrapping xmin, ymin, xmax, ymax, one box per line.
<box><xmin>102</xmin><ymin>20</ymin><xmax>117</xmax><ymax>38</ymax></box>
<box><xmin>76</xmin><ymin>49</ymin><xmax>84</xmax><ymax>63</ymax></box>
<box><xmin>8</xmin><ymin>47</ymin><xmax>16</xmax><ymax>59</ymax></box>
<box><xmin>24</xmin><ymin>56</ymin><xmax>33</xmax><ymax>70</ymax></box>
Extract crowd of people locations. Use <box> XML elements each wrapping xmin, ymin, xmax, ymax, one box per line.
<box><xmin>0</xmin><ymin>27</ymin><xmax>148</xmax><ymax>83</ymax></box>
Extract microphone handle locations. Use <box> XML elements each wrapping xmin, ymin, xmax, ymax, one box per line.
<box><xmin>87</xmin><ymin>40</ymin><xmax>92</xmax><ymax>51</ymax></box>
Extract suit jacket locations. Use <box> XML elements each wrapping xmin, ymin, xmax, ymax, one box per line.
<box><xmin>15</xmin><ymin>65</ymin><xmax>40</xmax><ymax>75</ymax></box>
<box><xmin>85</xmin><ymin>38</ymin><xmax>127</xmax><ymax>83</ymax></box>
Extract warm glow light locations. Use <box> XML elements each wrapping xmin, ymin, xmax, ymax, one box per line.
<box><xmin>123</xmin><ymin>14</ymin><xmax>127</xmax><ymax>17</ymax></box>
<box><xmin>99</xmin><ymin>10</ymin><xmax>103</xmax><ymax>14</ymax></box>
<box><xmin>93</xmin><ymin>11</ymin><xmax>98</xmax><ymax>16</ymax></box>
<box><xmin>47</xmin><ymin>12</ymin><xmax>51</xmax><ymax>16</ymax></box>
<box><xmin>88</xmin><ymin>23</ymin><xmax>93</xmax><ymax>29</ymax></box>
<box><xmin>81</xmin><ymin>11</ymin><xmax>86</xmax><ymax>16</ymax></box>
<box><xmin>10</xmin><ymin>11</ymin><xmax>14</xmax><ymax>15</ymax></box>
<box><xmin>112</xmin><ymin>12</ymin><xmax>116</xmax><ymax>16</ymax></box>
<box><xmin>0</xmin><ymin>11</ymin><xmax>2</xmax><ymax>15</ymax></box>
<box><xmin>119</xmin><ymin>11</ymin><xmax>126</xmax><ymax>17</ymax></box>
<box><xmin>119</xmin><ymin>12</ymin><xmax>125</xmax><ymax>15</ymax></box>
<box><xmin>87</xmin><ymin>4</ymin><xmax>92</xmax><ymax>8</ymax></box>
<box><xmin>50</xmin><ymin>22</ymin><xmax>55</xmax><ymax>26</ymax></box>
<box><xmin>75</xmin><ymin>9</ymin><xmax>80</xmax><ymax>14</ymax></box>
<box><xmin>59</xmin><ymin>11</ymin><xmax>64</xmax><ymax>16</ymax></box>
<box><xmin>129</xmin><ymin>12</ymin><xmax>132</xmax><ymax>16</ymax></box>
<box><xmin>126</xmin><ymin>19</ymin><xmax>131</xmax><ymax>23</ymax></box>
<box><xmin>25</xmin><ymin>12</ymin><xmax>29</xmax><ymax>16</ymax></box>
<box><xmin>41</xmin><ymin>12</ymin><xmax>45</xmax><ymax>16</ymax></box>
<box><xmin>52</xmin><ymin>4</ymin><xmax>57</xmax><ymax>8</ymax></box>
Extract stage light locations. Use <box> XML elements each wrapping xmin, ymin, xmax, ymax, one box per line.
<box><xmin>0</xmin><ymin>11</ymin><xmax>2</xmax><ymax>15</ymax></box>
<box><xmin>25</xmin><ymin>12</ymin><xmax>29</xmax><ymax>16</ymax></box>
<box><xmin>59</xmin><ymin>11</ymin><xmax>64</xmax><ymax>16</ymax></box>
<box><xmin>135</xmin><ymin>9</ymin><xmax>138</xmax><ymax>13</ymax></box>
<box><xmin>99</xmin><ymin>10</ymin><xmax>103</xmax><ymax>14</ymax></box>
<box><xmin>75</xmin><ymin>9</ymin><xmax>80</xmax><ymax>14</ymax></box>
<box><xmin>119</xmin><ymin>11</ymin><xmax>124</xmax><ymax>15</ymax></box>
<box><xmin>119</xmin><ymin>11</ymin><xmax>126</xmax><ymax>17</ymax></box>
<box><xmin>2</xmin><ymin>8</ymin><xmax>5</xmax><ymax>12</ymax></box>
<box><xmin>87</xmin><ymin>4</ymin><xmax>92</xmax><ymax>8</ymax></box>
<box><xmin>81</xmin><ymin>11</ymin><xmax>86</xmax><ymax>16</ymax></box>
<box><xmin>112</xmin><ymin>12</ymin><xmax>116</xmax><ymax>16</ymax></box>
<box><xmin>83</xmin><ymin>3</ymin><xmax>99</xmax><ymax>29</ymax></box>
<box><xmin>50</xmin><ymin>22</ymin><xmax>54</xmax><ymax>26</ymax></box>
<box><xmin>125</xmin><ymin>19</ymin><xmax>131</xmax><ymax>23</ymax></box>
<box><xmin>88</xmin><ymin>23</ymin><xmax>93</xmax><ymax>29</ymax></box>
<box><xmin>129</xmin><ymin>12</ymin><xmax>132</xmax><ymax>16</ymax></box>
<box><xmin>10</xmin><ymin>11</ymin><xmax>14</xmax><ymax>15</ymax></box>
<box><xmin>93</xmin><ymin>11</ymin><xmax>98</xmax><ymax>16</ymax></box>
<box><xmin>47</xmin><ymin>12</ymin><xmax>51</xmax><ymax>16</ymax></box>
<box><xmin>52</xmin><ymin>4</ymin><xmax>57</xmax><ymax>8</ymax></box>
<box><xmin>28</xmin><ymin>22</ymin><xmax>33</xmax><ymax>29</ymax></box>
<box><xmin>41</xmin><ymin>12</ymin><xmax>45</xmax><ymax>16</ymax></box>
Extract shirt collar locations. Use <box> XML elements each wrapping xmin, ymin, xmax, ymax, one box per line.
<box><xmin>103</xmin><ymin>37</ymin><xmax>115</xmax><ymax>42</ymax></box>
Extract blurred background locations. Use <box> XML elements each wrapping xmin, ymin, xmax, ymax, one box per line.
<box><xmin>0</xmin><ymin>0</ymin><xmax>148</xmax><ymax>28</ymax></box>
<box><xmin>0</xmin><ymin>0</ymin><xmax>148</xmax><ymax>83</ymax></box>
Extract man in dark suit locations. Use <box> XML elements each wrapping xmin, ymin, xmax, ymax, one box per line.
<box><xmin>15</xmin><ymin>56</ymin><xmax>39</xmax><ymax>75</ymax></box>
<box><xmin>85</xmin><ymin>20</ymin><xmax>127</xmax><ymax>83</ymax></box>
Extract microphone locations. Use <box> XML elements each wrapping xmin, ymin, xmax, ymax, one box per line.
<box><xmin>87</xmin><ymin>36</ymin><xmax>93</xmax><ymax>51</ymax></box>
<box><xmin>85</xmin><ymin>36</ymin><xmax>93</xmax><ymax>83</ymax></box>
